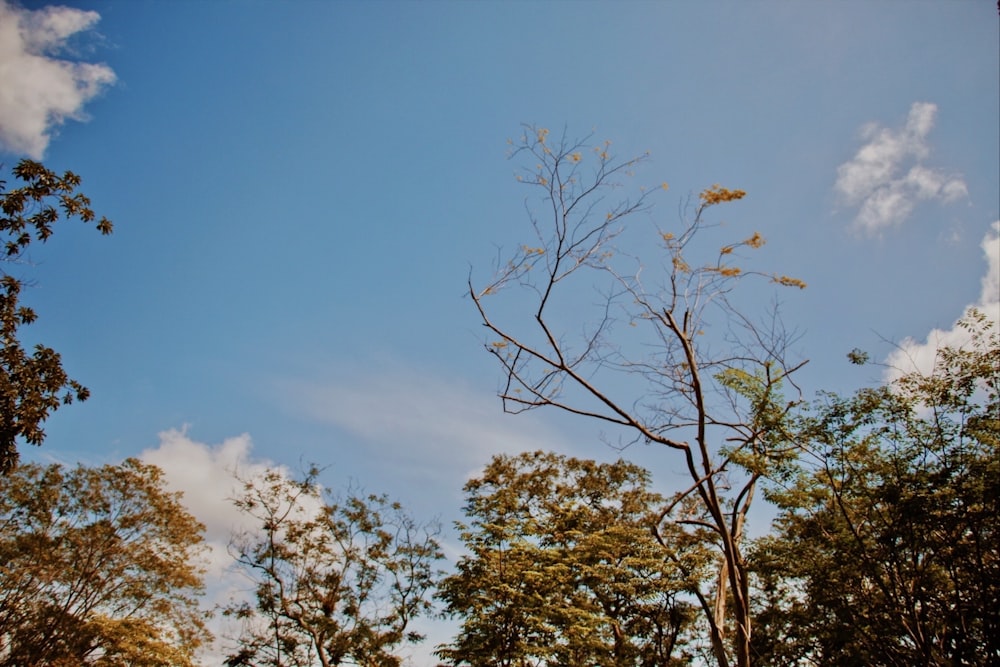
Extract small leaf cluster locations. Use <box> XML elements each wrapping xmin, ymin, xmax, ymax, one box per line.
<box><xmin>0</xmin><ymin>160</ymin><xmax>112</xmax><ymax>472</ymax></box>
<box><xmin>2</xmin><ymin>160</ymin><xmax>112</xmax><ymax>258</ymax></box>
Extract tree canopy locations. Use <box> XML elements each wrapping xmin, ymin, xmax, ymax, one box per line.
<box><xmin>1</xmin><ymin>132</ymin><xmax>994</xmax><ymax>667</ymax></box>
<box><xmin>752</xmin><ymin>309</ymin><xmax>999</xmax><ymax>666</ymax></box>
<box><xmin>466</xmin><ymin>126</ymin><xmax>999</xmax><ymax>666</ymax></box>
<box><xmin>0</xmin><ymin>458</ymin><xmax>210</xmax><ymax>666</ymax></box>
<box><xmin>437</xmin><ymin>452</ymin><xmax>699</xmax><ymax>666</ymax></box>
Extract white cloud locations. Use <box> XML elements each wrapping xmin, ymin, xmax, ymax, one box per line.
<box><xmin>835</xmin><ymin>102</ymin><xmax>967</xmax><ymax>234</ymax></box>
<box><xmin>884</xmin><ymin>221</ymin><xmax>1000</xmax><ymax>380</ymax></box>
<box><xmin>981</xmin><ymin>222</ymin><xmax>1000</xmax><ymax>309</ymax></box>
<box><xmin>0</xmin><ymin>0</ymin><xmax>115</xmax><ymax>158</ymax></box>
<box><xmin>140</xmin><ymin>428</ymin><xmax>269</xmax><ymax>569</ymax></box>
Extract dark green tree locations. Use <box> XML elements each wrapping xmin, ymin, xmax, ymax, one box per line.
<box><xmin>225</xmin><ymin>468</ymin><xmax>444</xmax><ymax>667</ymax></box>
<box><xmin>437</xmin><ymin>451</ymin><xmax>700</xmax><ymax>666</ymax></box>
<box><xmin>0</xmin><ymin>459</ymin><xmax>211</xmax><ymax>666</ymax></box>
<box><xmin>0</xmin><ymin>160</ymin><xmax>112</xmax><ymax>472</ymax></box>
<box><xmin>753</xmin><ymin>310</ymin><xmax>999</xmax><ymax>666</ymax></box>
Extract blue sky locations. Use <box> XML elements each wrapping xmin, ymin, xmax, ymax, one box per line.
<box><xmin>2</xmin><ymin>0</ymin><xmax>998</xmax><ymax>662</ymax></box>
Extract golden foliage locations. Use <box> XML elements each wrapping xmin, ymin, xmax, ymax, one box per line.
<box><xmin>772</xmin><ymin>275</ymin><xmax>807</xmax><ymax>289</ymax></box>
<box><xmin>0</xmin><ymin>460</ymin><xmax>210</xmax><ymax>664</ymax></box>
<box><xmin>699</xmin><ymin>184</ymin><xmax>747</xmax><ymax>207</ymax></box>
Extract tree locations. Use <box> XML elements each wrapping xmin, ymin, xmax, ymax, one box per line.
<box><xmin>225</xmin><ymin>467</ymin><xmax>444</xmax><ymax>667</ymax></box>
<box><xmin>470</xmin><ymin>127</ymin><xmax>806</xmax><ymax>667</ymax></box>
<box><xmin>0</xmin><ymin>458</ymin><xmax>211</xmax><ymax>666</ymax></box>
<box><xmin>752</xmin><ymin>310</ymin><xmax>999</xmax><ymax>666</ymax></box>
<box><xmin>437</xmin><ymin>451</ymin><xmax>699</xmax><ymax>666</ymax></box>
<box><xmin>0</xmin><ymin>160</ymin><xmax>113</xmax><ymax>473</ymax></box>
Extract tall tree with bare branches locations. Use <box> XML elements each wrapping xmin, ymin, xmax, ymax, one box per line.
<box><xmin>470</xmin><ymin>126</ymin><xmax>807</xmax><ymax>667</ymax></box>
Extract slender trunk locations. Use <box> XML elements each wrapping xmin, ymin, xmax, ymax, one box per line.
<box><xmin>710</xmin><ymin>559</ymin><xmax>731</xmax><ymax>667</ymax></box>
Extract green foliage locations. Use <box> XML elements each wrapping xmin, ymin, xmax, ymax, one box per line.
<box><xmin>714</xmin><ymin>366</ymin><xmax>799</xmax><ymax>480</ymax></box>
<box><xmin>0</xmin><ymin>160</ymin><xmax>113</xmax><ymax>473</ymax></box>
<box><xmin>753</xmin><ymin>310</ymin><xmax>999</xmax><ymax>665</ymax></box>
<box><xmin>225</xmin><ymin>467</ymin><xmax>444</xmax><ymax>667</ymax></box>
<box><xmin>0</xmin><ymin>458</ymin><xmax>210</xmax><ymax>666</ymax></box>
<box><xmin>437</xmin><ymin>452</ymin><xmax>698</xmax><ymax>666</ymax></box>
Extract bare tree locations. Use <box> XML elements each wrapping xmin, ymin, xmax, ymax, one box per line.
<box><xmin>470</xmin><ymin>126</ymin><xmax>807</xmax><ymax>667</ymax></box>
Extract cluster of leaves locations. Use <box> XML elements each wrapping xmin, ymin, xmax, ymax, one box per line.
<box><xmin>437</xmin><ymin>452</ymin><xmax>699</xmax><ymax>666</ymax></box>
<box><xmin>224</xmin><ymin>467</ymin><xmax>444</xmax><ymax>667</ymax></box>
<box><xmin>0</xmin><ymin>160</ymin><xmax>112</xmax><ymax>473</ymax></box>
<box><xmin>0</xmin><ymin>458</ymin><xmax>210</xmax><ymax>666</ymax></box>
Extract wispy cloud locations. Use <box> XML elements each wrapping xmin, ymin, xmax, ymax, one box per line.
<box><xmin>0</xmin><ymin>0</ymin><xmax>116</xmax><ymax>158</ymax></box>
<box><xmin>884</xmin><ymin>221</ymin><xmax>999</xmax><ymax>380</ymax></box>
<box><xmin>280</xmin><ymin>367</ymin><xmax>572</xmax><ymax>481</ymax></box>
<box><xmin>835</xmin><ymin>102</ymin><xmax>967</xmax><ymax>234</ymax></box>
